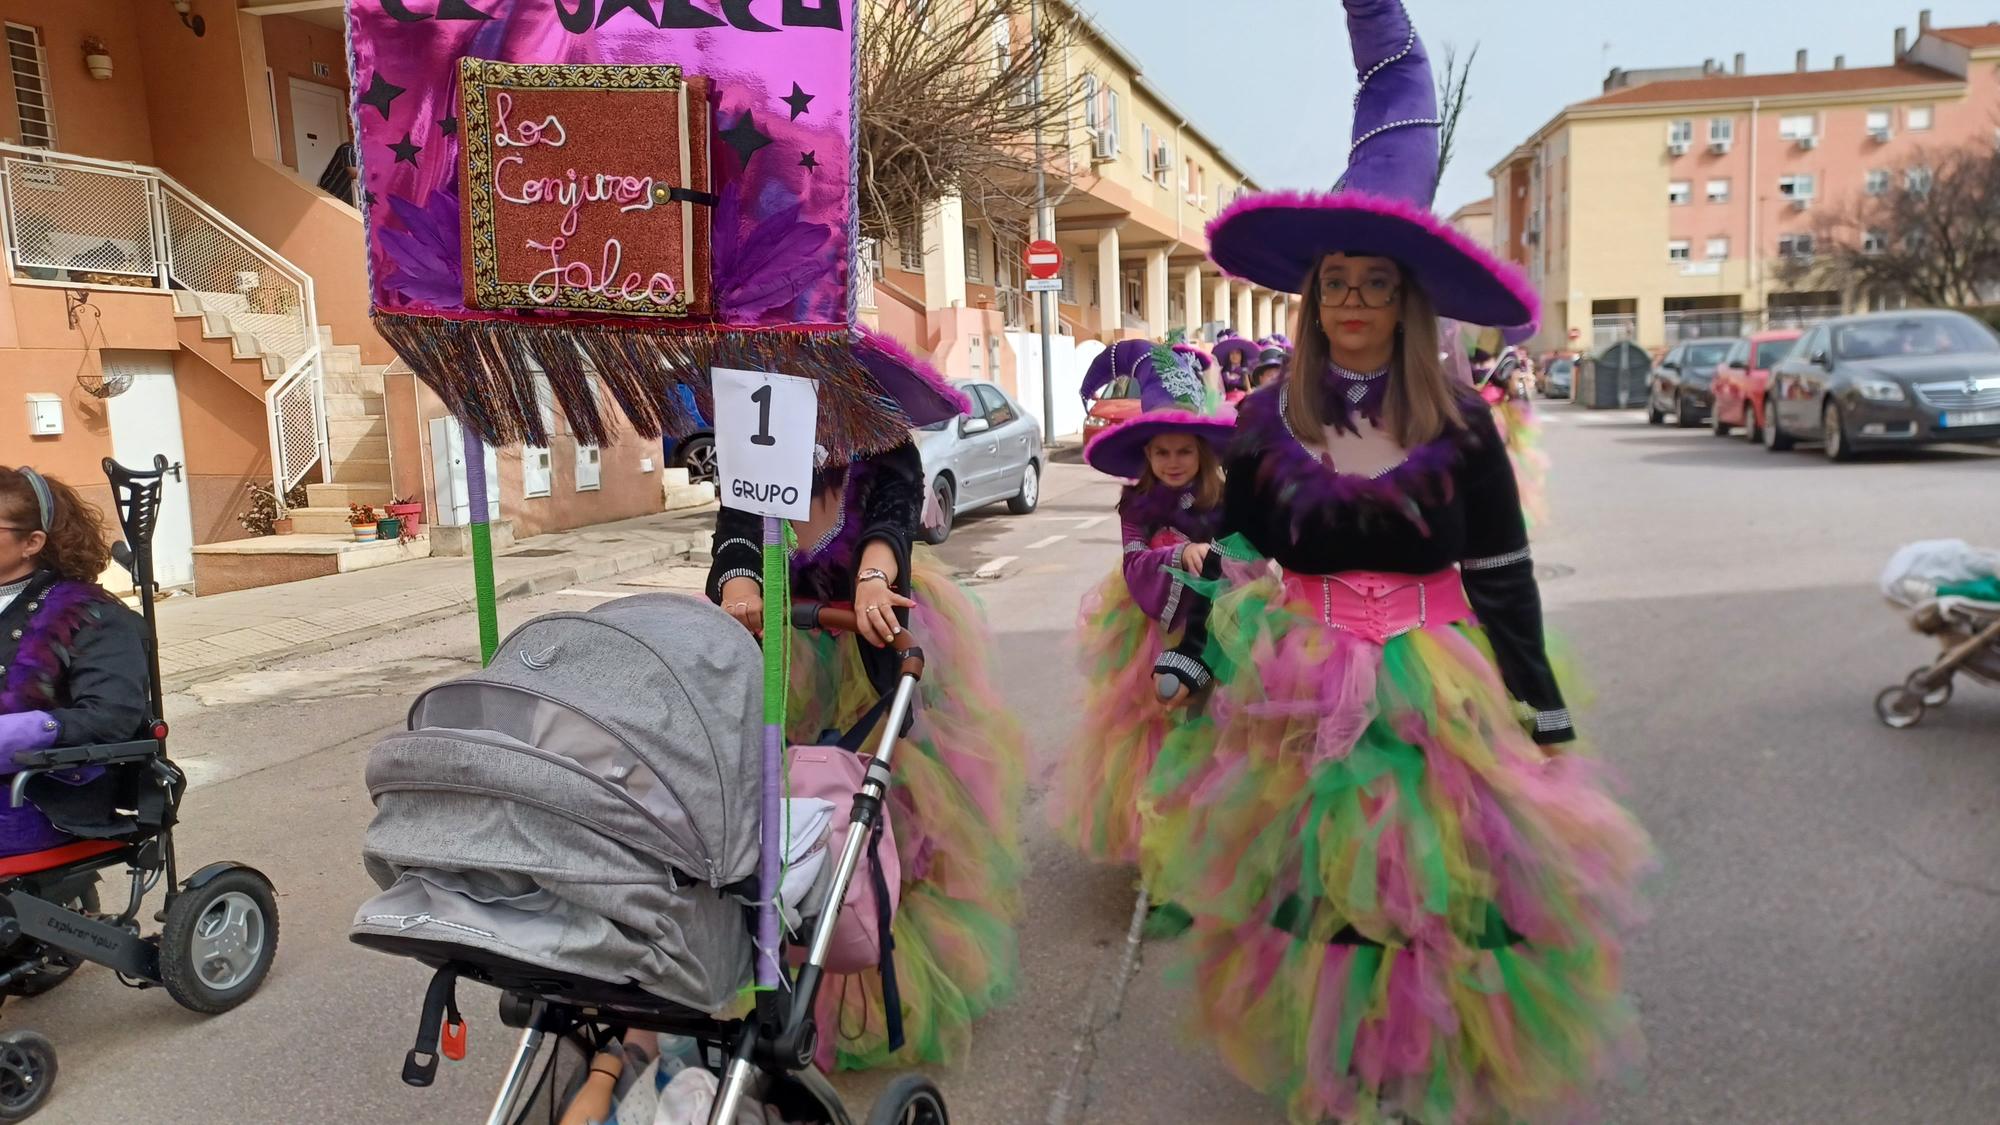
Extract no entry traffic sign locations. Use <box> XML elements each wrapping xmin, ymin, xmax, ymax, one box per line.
<box><xmin>1024</xmin><ymin>240</ymin><xmax>1062</xmax><ymax>281</ymax></box>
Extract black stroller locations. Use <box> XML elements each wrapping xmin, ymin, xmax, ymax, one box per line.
<box><xmin>0</xmin><ymin>456</ymin><xmax>280</xmax><ymax>1120</ymax></box>
<box><xmin>352</xmin><ymin>599</ymin><xmax>947</xmax><ymax>1125</ymax></box>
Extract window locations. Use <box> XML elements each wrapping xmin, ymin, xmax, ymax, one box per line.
<box><xmin>1754</xmin><ymin>338</ymin><xmax>1799</xmax><ymax>368</ymax></box>
<box><xmin>1088</xmin><ymin>81</ymin><xmax>1120</xmax><ymax>159</ymax></box>
<box><xmin>1668</xmin><ymin>180</ymin><xmax>1692</xmax><ymax>205</ymax></box>
<box><xmin>1667</xmin><ymin>239</ymin><xmax>1692</xmax><ymax>262</ymax></box>
<box><xmin>1778</xmin><ymin>114</ymin><xmax>1817</xmax><ymax>140</ymax></box>
<box><xmin>1778</xmin><ymin>174</ymin><xmax>1816</xmax><ymax>200</ymax></box>
<box><xmin>898</xmin><ymin>216</ymin><xmax>923</xmax><ymax>271</ymax></box>
<box><xmin>1668</xmin><ymin>119</ymin><xmax>1693</xmax><ymax>147</ymax></box>
<box><xmin>1059</xmin><ymin>260</ymin><xmax>1077</xmax><ymax>304</ymax></box>
<box><xmin>1865</xmin><ymin>169</ymin><xmax>1890</xmax><ymax>195</ymax></box>
<box><xmin>1705</xmin><ymin>237</ymin><xmax>1730</xmax><ymax>260</ymax></box>
<box><xmin>1082</xmin><ymin>73</ymin><xmax>1099</xmax><ymax>132</ymax></box>
<box><xmin>1706</xmin><ymin>178</ymin><xmax>1731</xmax><ymax>203</ymax></box>
<box><xmin>963</xmin><ymin>225</ymin><xmax>982</xmax><ymax>282</ymax></box>
<box><xmin>975</xmin><ymin>383</ymin><xmax>1017</xmax><ymax>427</ymax></box>
<box><xmin>1708</xmin><ymin>117</ymin><xmax>1734</xmax><ymax>146</ymax></box>
<box><xmin>1906</xmin><ymin>166</ymin><xmax>1933</xmax><ymax>194</ymax></box>
<box><xmin>1862</xmin><ymin>229</ymin><xmax>1887</xmax><ymax>255</ymax></box>
<box><xmin>1778</xmin><ymin>233</ymin><xmax>1814</xmax><ymax>259</ymax></box>
<box><xmin>1866</xmin><ymin>108</ymin><xmax>1893</xmax><ymax>134</ymax></box>
<box><xmin>1154</xmin><ymin>136</ymin><xmax>1172</xmax><ymax>187</ymax></box>
<box><xmin>1906</xmin><ymin>105</ymin><xmax>1933</xmax><ymax>131</ymax></box>
<box><xmin>5</xmin><ymin>23</ymin><xmax>55</xmax><ymax>149</ymax></box>
<box><xmin>1141</xmin><ymin>122</ymin><xmax>1153</xmax><ymax>174</ymax></box>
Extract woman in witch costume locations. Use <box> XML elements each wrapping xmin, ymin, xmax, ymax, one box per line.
<box><xmin>1212</xmin><ymin>336</ymin><xmax>1261</xmax><ymax>403</ymax></box>
<box><xmin>1141</xmin><ymin>3</ymin><xmax>1652</xmax><ymax>1122</ymax></box>
<box><xmin>705</xmin><ymin>398</ymin><xmax>1026</xmax><ymax>1072</ymax></box>
<box><xmin>1053</xmin><ymin>341</ymin><xmax>1236</xmax><ymax>866</ymax></box>
<box><xmin>0</xmin><ymin>467</ymin><xmax>149</xmax><ymax>857</ymax></box>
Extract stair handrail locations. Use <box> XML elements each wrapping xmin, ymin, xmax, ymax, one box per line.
<box><xmin>0</xmin><ymin>142</ymin><xmax>326</xmax><ymax>510</ymax></box>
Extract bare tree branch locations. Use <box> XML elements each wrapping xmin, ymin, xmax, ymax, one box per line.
<box><xmin>1782</xmin><ymin>144</ymin><xmax>2000</xmax><ymax>309</ymax></box>
<box><xmin>1435</xmin><ymin>43</ymin><xmax>1478</xmax><ymax>190</ymax></box>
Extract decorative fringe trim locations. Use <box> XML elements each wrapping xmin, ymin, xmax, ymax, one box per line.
<box><xmin>373</xmin><ymin>314</ymin><xmax>936</xmax><ymax>459</ymax></box>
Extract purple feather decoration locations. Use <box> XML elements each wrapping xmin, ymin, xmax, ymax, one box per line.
<box><xmin>1119</xmin><ymin>484</ymin><xmax>1223</xmax><ymax>543</ymax></box>
<box><xmin>712</xmin><ymin>187</ymin><xmax>836</xmax><ymax>320</ymax></box>
<box><xmin>0</xmin><ymin>580</ymin><xmax>113</xmax><ymax>715</ymax></box>
<box><xmin>380</xmin><ymin>190</ymin><xmax>466</xmax><ymax>309</ymax></box>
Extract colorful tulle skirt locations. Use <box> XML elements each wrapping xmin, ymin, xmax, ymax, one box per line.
<box><xmin>787</xmin><ymin>552</ymin><xmax>1026</xmax><ymax>1071</ymax></box>
<box><xmin>1051</xmin><ymin>567</ymin><xmax>1177</xmax><ymax>865</ymax></box>
<box><xmin>1494</xmin><ymin>397</ymin><xmax>1550</xmax><ymax>530</ymax></box>
<box><xmin>1143</xmin><ymin>571</ymin><xmax>1653</xmax><ymax>1124</ymax></box>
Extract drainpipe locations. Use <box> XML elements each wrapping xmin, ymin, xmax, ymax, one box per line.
<box><xmin>1748</xmin><ymin>98</ymin><xmax>1761</xmax><ymax>326</ymax></box>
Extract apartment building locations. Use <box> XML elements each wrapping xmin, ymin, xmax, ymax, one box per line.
<box><xmin>1489</xmin><ymin>12</ymin><xmax>2000</xmax><ymax>354</ymax></box>
<box><xmin>865</xmin><ymin>1</ymin><xmax>1297</xmax><ymax>434</ymax></box>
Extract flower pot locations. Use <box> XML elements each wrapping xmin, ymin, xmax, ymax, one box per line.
<box><xmin>85</xmin><ymin>55</ymin><xmax>112</xmax><ymax>81</ymax></box>
<box><xmin>271</xmin><ymin>517</ymin><xmax>295</xmax><ymax>535</ymax></box>
<box><xmin>376</xmin><ymin>517</ymin><xmax>402</xmax><ymax>540</ymax></box>
<box><xmin>351</xmin><ymin>522</ymin><xmax>378</xmax><ymax>542</ymax></box>
<box><xmin>386</xmin><ymin>502</ymin><xmax>424</xmax><ymax>536</ymax></box>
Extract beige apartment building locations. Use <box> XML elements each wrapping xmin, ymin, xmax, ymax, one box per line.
<box><xmin>866</xmin><ymin>2</ymin><xmax>1297</xmax><ymax>434</ymax></box>
<box><xmin>1489</xmin><ymin>13</ymin><xmax>2000</xmax><ymax>354</ymax></box>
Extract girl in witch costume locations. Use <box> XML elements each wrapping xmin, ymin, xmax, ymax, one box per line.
<box><xmin>1141</xmin><ymin>3</ymin><xmax>1652</xmax><ymax>1122</ymax></box>
<box><xmin>1053</xmin><ymin>341</ymin><xmax>1237</xmax><ymax>866</ymax></box>
<box><xmin>707</xmin><ymin>438</ymin><xmax>1026</xmax><ymax>1072</ymax></box>
<box><xmin>0</xmin><ymin>467</ymin><xmax>150</xmax><ymax>857</ymax></box>
<box><xmin>1212</xmin><ymin>336</ymin><xmax>1261</xmax><ymax>403</ymax></box>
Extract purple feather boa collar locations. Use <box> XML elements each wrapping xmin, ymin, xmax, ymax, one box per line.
<box><xmin>1235</xmin><ymin>379</ymin><xmax>1466</xmax><ymax>537</ymax></box>
<box><xmin>1</xmin><ymin>577</ymin><xmax>113</xmax><ymax>714</ymax></box>
<box><xmin>792</xmin><ymin>460</ymin><xmax>872</xmax><ymax>600</ymax></box>
<box><xmin>1118</xmin><ymin>483</ymin><xmax>1222</xmax><ymax>543</ymax></box>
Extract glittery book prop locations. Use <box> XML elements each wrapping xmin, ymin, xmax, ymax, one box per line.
<box><xmin>347</xmin><ymin>1</ymin><xmax>961</xmax><ymax>458</ymax></box>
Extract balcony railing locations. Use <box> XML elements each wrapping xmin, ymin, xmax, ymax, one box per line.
<box><xmin>0</xmin><ymin>143</ymin><xmax>326</xmax><ymax>501</ymax></box>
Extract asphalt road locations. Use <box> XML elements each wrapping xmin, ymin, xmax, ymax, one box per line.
<box><xmin>17</xmin><ymin>405</ymin><xmax>2000</xmax><ymax>1124</ymax></box>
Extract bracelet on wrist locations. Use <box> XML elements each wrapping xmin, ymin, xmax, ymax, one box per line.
<box><xmin>857</xmin><ymin>568</ymin><xmax>891</xmax><ymax>586</ymax></box>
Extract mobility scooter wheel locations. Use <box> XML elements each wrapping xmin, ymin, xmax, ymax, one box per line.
<box><xmin>0</xmin><ymin>1030</ymin><xmax>56</xmax><ymax>1121</ymax></box>
<box><xmin>159</xmin><ymin>867</ymin><xmax>279</xmax><ymax>1014</ymax></box>
<box><xmin>866</xmin><ymin>1074</ymin><xmax>949</xmax><ymax>1125</ymax></box>
<box><xmin>14</xmin><ymin>881</ymin><xmax>99</xmax><ymax>998</ymax></box>
<box><xmin>1874</xmin><ymin>686</ymin><xmax>1925</xmax><ymax>730</ymax></box>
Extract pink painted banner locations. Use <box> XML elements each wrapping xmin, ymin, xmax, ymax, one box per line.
<box><xmin>346</xmin><ymin>0</ymin><xmax>855</xmax><ymax>331</ymax></box>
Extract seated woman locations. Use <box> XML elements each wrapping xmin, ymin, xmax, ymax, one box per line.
<box><xmin>0</xmin><ymin>466</ymin><xmax>150</xmax><ymax>856</ymax></box>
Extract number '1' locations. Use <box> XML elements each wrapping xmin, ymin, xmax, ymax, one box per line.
<box><xmin>750</xmin><ymin>385</ymin><xmax>777</xmax><ymax>446</ymax></box>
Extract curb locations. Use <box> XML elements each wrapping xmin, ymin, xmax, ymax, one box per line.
<box><xmin>161</xmin><ymin>532</ymin><xmax>710</xmax><ymax>692</ymax></box>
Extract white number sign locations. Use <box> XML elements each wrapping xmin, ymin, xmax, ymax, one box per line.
<box><xmin>712</xmin><ymin>366</ymin><xmax>818</xmax><ymax>521</ymax></box>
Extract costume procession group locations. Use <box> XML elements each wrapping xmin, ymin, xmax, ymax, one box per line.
<box><xmin>696</xmin><ymin>4</ymin><xmax>1656</xmax><ymax>1121</ymax></box>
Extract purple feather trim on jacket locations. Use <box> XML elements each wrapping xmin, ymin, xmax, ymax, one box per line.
<box><xmin>1117</xmin><ymin>483</ymin><xmax>1223</xmax><ymax>544</ymax></box>
<box><xmin>1</xmin><ymin>580</ymin><xmax>112</xmax><ymax>715</ymax></box>
<box><xmin>1234</xmin><ymin>380</ymin><xmax>1464</xmax><ymax>541</ymax></box>
<box><xmin>792</xmin><ymin>461</ymin><xmax>871</xmax><ymax>600</ymax></box>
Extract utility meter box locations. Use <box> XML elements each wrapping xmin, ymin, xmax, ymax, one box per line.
<box><xmin>25</xmin><ymin>393</ymin><xmax>62</xmax><ymax>436</ymax></box>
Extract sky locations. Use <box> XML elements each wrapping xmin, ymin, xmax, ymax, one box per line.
<box><xmin>1079</xmin><ymin>0</ymin><xmax>1999</xmax><ymax>215</ymax></box>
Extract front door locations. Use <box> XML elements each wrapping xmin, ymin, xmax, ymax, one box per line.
<box><xmin>288</xmin><ymin>78</ymin><xmax>346</xmax><ymax>179</ymax></box>
<box><xmin>102</xmin><ymin>351</ymin><xmax>195</xmax><ymax>590</ymax></box>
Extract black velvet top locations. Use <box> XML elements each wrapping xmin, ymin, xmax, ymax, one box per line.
<box><xmin>1222</xmin><ymin>381</ymin><xmax>1573</xmax><ymax>743</ymax></box>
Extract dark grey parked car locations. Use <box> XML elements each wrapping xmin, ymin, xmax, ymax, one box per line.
<box><xmin>1764</xmin><ymin>310</ymin><xmax>2000</xmax><ymax>461</ymax></box>
<box><xmin>1648</xmin><ymin>337</ymin><xmax>1736</xmax><ymax>427</ymax></box>
<box><xmin>913</xmin><ymin>381</ymin><xmax>1043</xmax><ymax>544</ymax></box>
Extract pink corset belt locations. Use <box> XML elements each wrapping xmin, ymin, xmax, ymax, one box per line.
<box><xmin>1280</xmin><ymin>568</ymin><xmax>1473</xmax><ymax>644</ymax></box>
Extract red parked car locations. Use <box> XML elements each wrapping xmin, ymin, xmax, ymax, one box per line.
<box><xmin>1083</xmin><ymin>373</ymin><xmax>1141</xmax><ymax>436</ymax></box>
<box><xmin>1711</xmin><ymin>329</ymin><xmax>1803</xmax><ymax>441</ymax></box>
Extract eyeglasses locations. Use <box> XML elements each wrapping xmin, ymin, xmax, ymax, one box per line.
<box><xmin>1318</xmin><ymin>276</ymin><xmax>1401</xmax><ymax>309</ymax></box>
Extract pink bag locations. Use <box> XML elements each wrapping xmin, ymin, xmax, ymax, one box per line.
<box><xmin>786</xmin><ymin>745</ymin><xmax>900</xmax><ymax>975</ymax></box>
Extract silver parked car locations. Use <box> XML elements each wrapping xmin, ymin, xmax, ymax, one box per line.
<box><xmin>912</xmin><ymin>381</ymin><xmax>1043</xmax><ymax>544</ymax></box>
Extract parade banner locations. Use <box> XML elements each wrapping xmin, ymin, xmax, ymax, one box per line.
<box><xmin>345</xmin><ymin>1</ymin><xmax>946</xmax><ymax>456</ymax></box>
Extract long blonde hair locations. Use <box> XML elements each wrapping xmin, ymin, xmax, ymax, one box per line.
<box><xmin>1286</xmin><ymin>260</ymin><xmax>1464</xmax><ymax>447</ymax></box>
<box><xmin>1134</xmin><ymin>436</ymin><xmax>1224</xmax><ymax>511</ymax></box>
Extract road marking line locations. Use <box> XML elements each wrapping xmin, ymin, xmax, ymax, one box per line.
<box><xmin>1044</xmin><ymin>515</ymin><xmax>1109</xmax><ymax>529</ymax></box>
<box><xmin>1026</xmin><ymin>534</ymin><xmax>1067</xmax><ymax>550</ymax></box>
<box><xmin>974</xmin><ymin>556</ymin><xmax>1017</xmax><ymax>579</ymax></box>
<box><xmin>557</xmin><ymin>589</ymin><xmax>632</xmax><ymax>598</ymax></box>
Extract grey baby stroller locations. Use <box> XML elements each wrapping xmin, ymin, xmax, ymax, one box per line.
<box><xmin>1875</xmin><ymin>540</ymin><xmax>2000</xmax><ymax>729</ymax></box>
<box><xmin>350</xmin><ymin>593</ymin><xmax>946</xmax><ymax>1124</ymax></box>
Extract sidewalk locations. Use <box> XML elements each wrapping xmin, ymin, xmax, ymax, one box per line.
<box><xmin>156</xmin><ymin>506</ymin><xmax>717</xmax><ymax>689</ymax></box>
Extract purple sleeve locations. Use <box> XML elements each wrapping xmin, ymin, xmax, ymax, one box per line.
<box><xmin>1120</xmin><ymin>513</ymin><xmax>1191</xmax><ymax>628</ymax></box>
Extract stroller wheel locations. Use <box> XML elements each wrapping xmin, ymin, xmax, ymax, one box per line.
<box><xmin>159</xmin><ymin>868</ymin><xmax>279</xmax><ymax>1015</ymax></box>
<box><xmin>865</xmin><ymin>1074</ymin><xmax>949</xmax><ymax>1125</ymax></box>
<box><xmin>1874</xmin><ymin>686</ymin><xmax>1926</xmax><ymax>730</ymax></box>
<box><xmin>0</xmin><ymin>1030</ymin><xmax>56</xmax><ymax>1121</ymax></box>
<box><xmin>1906</xmin><ymin>668</ymin><xmax>1953</xmax><ymax>709</ymax></box>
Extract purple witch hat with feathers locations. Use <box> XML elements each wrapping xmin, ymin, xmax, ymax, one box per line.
<box><xmin>1211</xmin><ymin>337</ymin><xmax>1261</xmax><ymax>371</ymax></box>
<box><xmin>1205</xmin><ymin>0</ymin><xmax>1536</xmax><ymax>329</ymax></box>
<box><xmin>1080</xmin><ymin>341</ymin><xmax>1235</xmax><ymax>480</ymax></box>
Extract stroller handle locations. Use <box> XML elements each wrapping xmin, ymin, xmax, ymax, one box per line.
<box><xmin>789</xmin><ymin>600</ymin><xmax>926</xmax><ymax>680</ymax></box>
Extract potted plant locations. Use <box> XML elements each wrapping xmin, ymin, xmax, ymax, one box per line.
<box><xmin>348</xmin><ymin>503</ymin><xmax>379</xmax><ymax>542</ymax></box>
<box><xmin>386</xmin><ymin>495</ymin><xmax>424</xmax><ymax>539</ymax></box>
<box><xmin>238</xmin><ymin>480</ymin><xmax>308</xmax><ymax>537</ymax></box>
<box><xmin>376</xmin><ymin>513</ymin><xmax>402</xmax><ymax>540</ymax></box>
<box><xmin>82</xmin><ymin>38</ymin><xmax>112</xmax><ymax>81</ymax></box>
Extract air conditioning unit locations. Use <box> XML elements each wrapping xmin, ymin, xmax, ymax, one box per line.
<box><xmin>1090</xmin><ymin>130</ymin><xmax>1116</xmax><ymax>162</ymax></box>
<box><xmin>1791</xmin><ymin>196</ymin><xmax>1812</xmax><ymax>211</ymax></box>
<box><xmin>1870</xmin><ymin>127</ymin><xmax>1893</xmax><ymax>143</ymax></box>
<box><xmin>1668</xmin><ymin>141</ymin><xmax>1690</xmax><ymax>156</ymax></box>
<box><xmin>1150</xmin><ymin>148</ymin><xmax>1172</xmax><ymax>176</ymax></box>
<box><xmin>1798</xmin><ymin>134</ymin><xmax>1819</xmax><ymax>149</ymax></box>
<box><xmin>1709</xmin><ymin>139</ymin><xmax>1733</xmax><ymax>154</ymax></box>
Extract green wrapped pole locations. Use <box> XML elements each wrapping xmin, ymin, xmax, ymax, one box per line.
<box><xmin>463</xmin><ymin>430</ymin><xmax>500</xmax><ymax>667</ymax></box>
<box><xmin>755</xmin><ymin>516</ymin><xmax>792</xmax><ymax>988</ymax></box>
